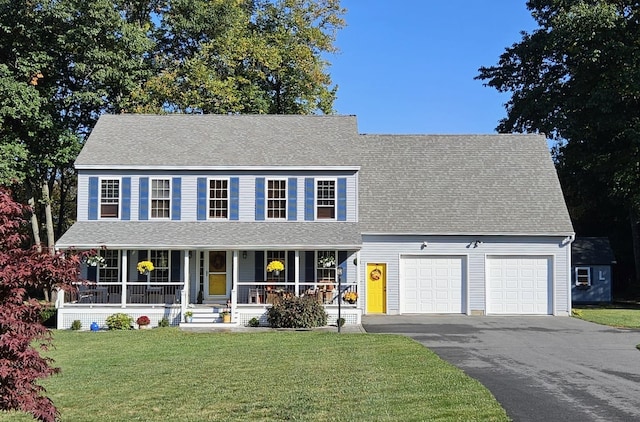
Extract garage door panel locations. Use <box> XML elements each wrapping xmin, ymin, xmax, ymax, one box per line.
<box><xmin>487</xmin><ymin>256</ymin><xmax>552</xmax><ymax>315</ymax></box>
<box><xmin>402</xmin><ymin>256</ymin><xmax>465</xmax><ymax>314</ymax></box>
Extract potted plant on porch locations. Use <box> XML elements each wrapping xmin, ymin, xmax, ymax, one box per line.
<box><xmin>219</xmin><ymin>310</ymin><xmax>231</xmax><ymax>323</ymax></box>
<box><xmin>184</xmin><ymin>310</ymin><xmax>193</xmax><ymax>323</ymax></box>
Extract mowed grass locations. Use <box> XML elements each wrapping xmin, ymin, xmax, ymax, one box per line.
<box><xmin>573</xmin><ymin>306</ymin><xmax>640</xmax><ymax>329</ymax></box>
<box><xmin>1</xmin><ymin>329</ymin><xmax>508</xmax><ymax>421</ymax></box>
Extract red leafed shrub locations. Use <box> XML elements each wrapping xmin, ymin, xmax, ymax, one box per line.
<box><xmin>0</xmin><ymin>188</ymin><xmax>85</xmax><ymax>422</ymax></box>
<box><xmin>136</xmin><ymin>315</ymin><xmax>150</xmax><ymax>326</ymax></box>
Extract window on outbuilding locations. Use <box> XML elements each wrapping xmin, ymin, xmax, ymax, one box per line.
<box><xmin>575</xmin><ymin>267</ymin><xmax>591</xmax><ymax>286</ymax></box>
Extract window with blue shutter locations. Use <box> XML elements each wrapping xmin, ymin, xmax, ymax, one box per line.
<box><xmin>230</xmin><ymin>177</ymin><xmax>239</xmax><ymax>220</ymax></box>
<box><xmin>88</xmin><ymin>177</ymin><xmax>98</xmax><ymax>220</ymax></box>
<box><xmin>304</xmin><ymin>178</ymin><xmax>314</xmax><ymax>221</ymax></box>
<box><xmin>121</xmin><ymin>177</ymin><xmax>131</xmax><ymax>220</ymax></box>
<box><xmin>171</xmin><ymin>177</ymin><xmax>181</xmax><ymax>220</ymax></box>
<box><xmin>255</xmin><ymin>178</ymin><xmax>265</xmax><ymax>221</ymax></box>
<box><xmin>288</xmin><ymin>177</ymin><xmax>297</xmax><ymax>221</ymax></box>
<box><xmin>138</xmin><ymin>177</ymin><xmax>149</xmax><ymax>220</ymax></box>
<box><xmin>337</xmin><ymin>178</ymin><xmax>347</xmax><ymax>221</ymax></box>
<box><xmin>197</xmin><ymin>177</ymin><xmax>207</xmax><ymax>221</ymax></box>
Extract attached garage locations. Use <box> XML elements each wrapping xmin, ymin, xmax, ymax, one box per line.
<box><xmin>486</xmin><ymin>256</ymin><xmax>552</xmax><ymax>315</ymax></box>
<box><xmin>401</xmin><ymin>255</ymin><xmax>466</xmax><ymax>313</ymax></box>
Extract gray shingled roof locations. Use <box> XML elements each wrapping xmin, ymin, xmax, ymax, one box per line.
<box><xmin>56</xmin><ymin>221</ymin><xmax>362</xmax><ymax>250</ymax></box>
<box><xmin>76</xmin><ymin>114</ymin><xmax>360</xmax><ymax>168</ymax></box>
<box><xmin>63</xmin><ymin>115</ymin><xmax>574</xmax><ymax>244</ymax></box>
<box><xmin>572</xmin><ymin>237</ymin><xmax>616</xmax><ymax>265</ymax></box>
<box><xmin>357</xmin><ymin>134</ymin><xmax>574</xmax><ymax>235</ymax></box>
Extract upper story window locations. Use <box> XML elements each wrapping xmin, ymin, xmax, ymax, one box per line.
<box><xmin>150</xmin><ymin>250</ymin><xmax>170</xmax><ymax>283</ymax></box>
<box><xmin>267</xmin><ymin>179</ymin><xmax>286</xmax><ymax>219</ymax></box>
<box><xmin>99</xmin><ymin>250</ymin><xmax>120</xmax><ymax>283</ymax></box>
<box><xmin>575</xmin><ymin>267</ymin><xmax>591</xmax><ymax>287</ymax></box>
<box><xmin>100</xmin><ymin>179</ymin><xmax>120</xmax><ymax>218</ymax></box>
<box><xmin>209</xmin><ymin>179</ymin><xmax>228</xmax><ymax>219</ymax></box>
<box><xmin>151</xmin><ymin>179</ymin><xmax>171</xmax><ymax>219</ymax></box>
<box><xmin>316</xmin><ymin>179</ymin><xmax>336</xmax><ymax>219</ymax></box>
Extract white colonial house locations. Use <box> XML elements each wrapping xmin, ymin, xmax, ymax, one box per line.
<box><xmin>55</xmin><ymin>114</ymin><xmax>575</xmax><ymax>329</ymax></box>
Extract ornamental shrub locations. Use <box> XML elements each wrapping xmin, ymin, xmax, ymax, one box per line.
<box><xmin>105</xmin><ymin>313</ymin><xmax>133</xmax><ymax>330</ymax></box>
<box><xmin>158</xmin><ymin>317</ymin><xmax>170</xmax><ymax>327</ymax></box>
<box><xmin>248</xmin><ymin>317</ymin><xmax>260</xmax><ymax>327</ymax></box>
<box><xmin>267</xmin><ymin>296</ymin><xmax>327</xmax><ymax>328</ymax></box>
<box><xmin>70</xmin><ymin>320</ymin><xmax>82</xmax><ymax>331</ymax></box>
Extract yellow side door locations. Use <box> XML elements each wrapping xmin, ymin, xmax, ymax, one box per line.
<box><xmin>366</xmin><ymin>263</ymin><xmax>386</xmax><ymax>313</ymax></box>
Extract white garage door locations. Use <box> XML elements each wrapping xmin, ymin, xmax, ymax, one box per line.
<box><xmin>487</xmin><ymin>256</ymin><xmax>552</xmax><ymax>315</ymax></box>
<box><xmin>401</xmin><ymin>256</ymin><xmax>464</xmax><ymax>313</ymax></box>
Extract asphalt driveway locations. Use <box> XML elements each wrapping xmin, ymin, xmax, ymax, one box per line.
<box><xmin>362</xmin><ymin>315</ymin><xmax>640</xmax><ymax>422</ymax></box>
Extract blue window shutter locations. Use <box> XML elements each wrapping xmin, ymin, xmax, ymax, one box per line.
<box><xmin>121</xmin><ymin>177</ymin><xmax>131</xmax><ymax>220</ymax></box>
<box><xmin>171</xmin><ymin>177</ymin><xmax>181</xmax><ymax>221</ymax></box>
<box><xmin>304</xmin><ymin>178</ymin><xmax>314</xmax><ymax>221</ymax></box>
<box><xmin>255</xmin><ymin>178</ymin><xmax>265</xmax><ymax>221</ymax></box>
<box><xmin>305</xmin><ymin>251</ymin><xmax>315</xmax><ymax>281</ymax></box>
<box><xmin>337</xmin><ymin>178</ymin><xmax>347</xmax><ymax>221</ymax></box>
<box><xmin>255</xmin><ymin>251</ymin><xmax>264</xmax><ymax>280</ymax></box>
<box><xmin>287</xmin><ymin>177</ymin><xmax>297</xmax><ymax>221</ymax></box>
<box><xmin>338</xmin><ymin>251</ymin><xmax>348</xmax><ymax>283</ymax></box>
<box><xmin>287</xmin><ymin>251</ymin><xmax>295</xmax><ymax>280</ymax></box>
<box><xmin>87</xmin><ymin>266</ymin><xmax>97</xmax><ymax>282</ymax></box>
<box><xmin>171</xmin><ymin>250</ymin><xmax>181</xmax><ymax>281</ymax></box>
<box><xmin>138</xmin><ymin>177</ymin><xmax>149</xmax><ymax>220</ymax></box>
<box><xmin>197</xmin><ymin>177</ymin><xmax>207</xmax><ymax>221</ymax></box>
<box><xmin>230</xmin><ymin>177</ymin><xmax>239</xmax><ymax>220</ymax></box>
<box><xmin>88</xmin><ymin>177</ymin><xmax>98</xmax><ymax>220</ymax></box>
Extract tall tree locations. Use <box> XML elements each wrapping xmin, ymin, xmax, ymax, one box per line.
<box><xmin>128</xmin><ymin>0</ymin><xmax>345</xmax><ymax>114</ymax></box>
<box><xmin>477</xmin><ymin>0</ymin><xmax>640</xmax><ymax>287</ymax></box>
<box><xmin>0</xmin><ymin>0</ymin><xmax>152</xmax><ymax>248</ymax></box>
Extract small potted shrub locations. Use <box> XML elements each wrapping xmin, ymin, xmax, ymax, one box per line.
<box><xmin>136</xmin><ymin>315</ymin><xmax>151</xmax><ymax>329</ymax></box>
<box><xmin>220</xmin><ymin>310</ymin><xmax>231</xmax><ymax>323</ymax></box>
<box><xmin>184</xmin><ymin>310</ymin><xmax>193</xmax><ymax>323</ymax></box>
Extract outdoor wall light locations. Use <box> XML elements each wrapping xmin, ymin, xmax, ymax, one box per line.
<box><xmin>242</xmin><ymin>251</ymin><xmax>247</xmax><ymax>259</ymax></box>
<box><xmin>472</xmin><ymin>240</ymin><xmax>483</xmax><ymax>248</ymax></box>
<box><xmin>421</xmin><ymin>241</ymin><xmax>428</xmax><ymax>249</ymax></box>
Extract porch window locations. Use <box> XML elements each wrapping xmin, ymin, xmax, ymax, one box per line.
<box><xmin>150</xmin><ymin>250</ymin><xmax>170</xmax><ymax>282</ymax></box>
<box><xmin>316</xmin><ymin>180</ymin><xmax>336</xmax><ymax>219</ymax></box>
<box><xmin>316</xmin><ymin>250</ymin><xmax>337</xmax><ymax>283</ymax></box>
<box><xmin>267</xmin><ymin>179</ymin><xmax>286</xmax><ymax>219</ymax></box>
<box><xmin>98</xmin><ymin>250</ymin><xmax>120</xmax><ymax>283</ymax></box>
<box><xmin>575</xmin><ymin>267</ymin><xmax>591</xmax><ymax>286</ymax></box>
<box><xmin>100</xmin><ymin>179</ymin><xmax>119</xmax><ymax>218</ymax></box>
<box><xmin>151</xmin><ymin>179</ymin><xmax>171</xmax><ymax>219</ymax></box>
<box><xmin>209</xmin><ymin>179</ymin><xmax>228</xmax><ymax>218</ymax></box>
<box><xmin>266</xmin><ymin>251</ymin><xmax>286</xmax><ymax>282</ymax></box>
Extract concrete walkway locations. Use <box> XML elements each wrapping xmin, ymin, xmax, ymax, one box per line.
<box><xmin>362</xmin><ymin>315</ymin><xmax>640</xmax><ymax>422</ymax></box>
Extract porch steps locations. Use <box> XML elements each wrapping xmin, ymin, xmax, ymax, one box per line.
<box><xmin>180</xmin><ymin>305</ymin><xmax>237</xmax><ymax>327</ymax></box>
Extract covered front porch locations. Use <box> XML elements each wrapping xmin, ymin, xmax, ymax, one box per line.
<box><xmin>55</xmin><ymin>221</ymin><xmax>363</xmax><ymax>329</ymax></box>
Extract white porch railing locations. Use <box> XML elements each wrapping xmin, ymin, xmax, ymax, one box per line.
<box><xmin>63</xmin><ymin>282</ymin><xmax>184</xmax><ymax>306</ymax></box>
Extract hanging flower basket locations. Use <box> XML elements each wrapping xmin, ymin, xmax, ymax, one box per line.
<box><xmin>318</xmin><ymin>255</ymin><xmax>335</xmax><ymax>268</ymax></box>
<box><xmin>86</xmin><ymin>255</ymin><xmax>106</xmax><ymax>268</ymax></box>
<box><xmin>266</xmin><ymin>260</ymin><xmax>284</xmax><ymax>274</ymax></box>
<box><xmin>137</xmin><ymin>261</ymin><xmax>155</xmax><ymax>274</ymax></box>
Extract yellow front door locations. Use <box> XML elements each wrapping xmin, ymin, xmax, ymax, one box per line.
<box><xmin>366</xmin><ymin>263</ymin><xmax>386</xmax><ymax>313</ymax></box>
<box><xmin>208</xmin><ymin>251</ymin><xmax>227</xmax><ymax>296</ymax></box>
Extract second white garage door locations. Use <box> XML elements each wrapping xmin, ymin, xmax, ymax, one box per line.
<box><xmin>486</xmin><ymin>256</ymin><xmax>552</xmax><ymax>315</ymax></box>
<box><xmin>401</xmin><ymin>256</ymin><xmax>465</xmax><ymax>313</ymax></box>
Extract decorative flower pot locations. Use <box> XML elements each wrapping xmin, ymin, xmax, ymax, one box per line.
<box><xmin>222</xmin><ymin>314</ymin><xmax>231</xmax><ymax>323</ymax></box>
<box><xmin>139</xmin><ymin>324</ymin><xmax>151</xmax><ymax>330</ymax></box>
<box><xmin>185</xmin><ymin>316</ymin><xmax>193</xmax><ymax>323</ymax></box>
<box><xmin>273</xmin><ymin>270</ymin><xmax>280</xmax><ymax>276</ymax></box>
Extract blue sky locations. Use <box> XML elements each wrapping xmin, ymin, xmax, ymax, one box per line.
<box><xmin>329</xmin><ymin>1</ymin><xmax>537</xmax><ymax>134</ymax></box>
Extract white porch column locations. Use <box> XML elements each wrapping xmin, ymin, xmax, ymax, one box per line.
<box><xmin>294</xmin><ymin>251</ymin><xmax>300</xmax><ymax>296</ymax></box>
<box><xmin>356</xmin><ymin>250</ymin><xmax>361</xmax><ymax>305</ymax></box>
<box><xmin>121</xmin><ymin>250</ymin><xmax>128</xmax><ymax>307</ymax></box>
<box><xmin>182</xmin><ymin>251</ymin><xmax>190</xmax><ymax>314</ymax></box>
<box><xmin>231</xmin><ymin>251</ymin><xmax>238</xmax><ymax>317</ymax></box>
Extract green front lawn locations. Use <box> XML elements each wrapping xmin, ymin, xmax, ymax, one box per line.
<box><xmin>573</xmin><ymin>306</ymin><xmax>640</xmax><ymax>329</ymax></box>
<box><xmin>1</xmin><ymin>329</ymin><xmax>508</xmax><ymax>421</ymax></box>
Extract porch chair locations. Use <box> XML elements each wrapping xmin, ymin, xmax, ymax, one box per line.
<box><xmin>248</xmin><ymin>288</ymin><xmax>263</xmax><ymax>304</ymax></box>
